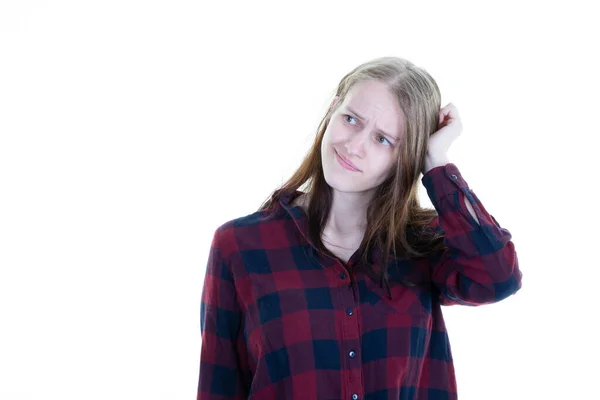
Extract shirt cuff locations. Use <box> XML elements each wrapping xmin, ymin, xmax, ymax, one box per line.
<box><xmin>421</xmin><ymin>162</ymin><xmax>468</xmax><ymax>200</ymax></box>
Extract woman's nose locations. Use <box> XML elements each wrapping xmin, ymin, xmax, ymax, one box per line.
<box><xmin>344</xmin><ymin>130</ymin><xmax>368</xmax><ymax>156</ymax></box>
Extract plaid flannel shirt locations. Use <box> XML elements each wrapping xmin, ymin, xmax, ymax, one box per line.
<box><xmin>197</xmin><ymin>163</ymin><xmax>522</xmax><ymax>399</ymax></box>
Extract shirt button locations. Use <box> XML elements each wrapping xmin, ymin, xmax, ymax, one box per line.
<box><xmin>352</xmin><ymin>394</ymin><xmax>359</xmax><ymax>400</ymax></box>
<box><xmin>349</xmin><ymin>350</ymin><xmax>356</xmax><ymax>358</ymax></box>
<box><xmin>346</xmin><ymin>308</ymin><xmax>353</xmax><ymax>316</ymax></box>
<box><xmin>340</xmin><ymin>272</ymin><xmax>346</xmax><ymax>279</ymax></box>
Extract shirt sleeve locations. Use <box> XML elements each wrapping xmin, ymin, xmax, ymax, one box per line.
<box><xmin>421</xmin><ymin>163</ymin><xmax>523</xmax><ymax>307</ymax></box>
<box><xmin>197</xmin><ymin>228</ymin><xmax>250</xmax><ymax>399</ymax></box>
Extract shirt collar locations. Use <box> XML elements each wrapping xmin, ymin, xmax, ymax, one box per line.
<box><xmin>277</xmin><ymin>189</ymin><xmax>314</xmax><ymax>245</ymax></box>
<box><xmin>276</xmin><ymin>189</ymin><xmax>385</xmax><ymax>271</ymax></box>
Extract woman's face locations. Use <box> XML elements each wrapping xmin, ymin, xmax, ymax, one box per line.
<box><xmin>321</xmin><ymin>79</ymin><xmax>404</xmax><ymax>194</ymax></box>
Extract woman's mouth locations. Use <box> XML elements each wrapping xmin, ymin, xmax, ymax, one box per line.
<box><xmin>335</xmin><ymin>150</ymin><xmax>361</xmax><ymax>172</ymax></box>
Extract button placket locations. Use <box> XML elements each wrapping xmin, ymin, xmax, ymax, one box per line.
<box><xmin>338</xmin><ymin>268</ymin><xmax>360</xmax><ymax>400</ymax></box>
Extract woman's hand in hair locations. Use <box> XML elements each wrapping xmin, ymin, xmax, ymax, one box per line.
<box><xmin>423</xmin><ymin>103</ymin><xmax>463</xmax><ymax>173</ymax></box>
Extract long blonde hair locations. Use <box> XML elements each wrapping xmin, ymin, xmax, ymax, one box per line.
<box><xmin>259</xmin><ymin>56</ymin><xmax>447</xmax><ymax>296</ymax></box>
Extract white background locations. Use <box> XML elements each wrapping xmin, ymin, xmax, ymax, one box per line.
<box><xmin>1</xmin><ymin>1</ymin><xmax>598</xmax><ymax>399</ymax></box>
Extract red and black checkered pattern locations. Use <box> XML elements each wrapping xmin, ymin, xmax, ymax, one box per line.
<box><xmin>197</xmin><ymin>163</ymin><xmax>522</xmax><ymax>399</ymax></box>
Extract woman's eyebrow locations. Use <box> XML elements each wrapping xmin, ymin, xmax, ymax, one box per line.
<box><xmin>346</xmin><ymin>106</ymin><xmax>398</xmax><ymax>140</ymax></box>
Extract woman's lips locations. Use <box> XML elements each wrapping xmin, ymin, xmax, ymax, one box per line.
<box><xmin>335</xmin><ymin>150</ymin><xmax>361</xmax><ymax>172</ymax></box>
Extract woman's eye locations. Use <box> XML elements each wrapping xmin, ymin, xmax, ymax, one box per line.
<box><xmin>345</xmin><ymin>115</ymin><xmax>357</xmax><ymax>125</ymax></box>
<box><xmin>377</xmin><ymin>135</ymin><xmax>391</xmax><ymax>146</ymax></box>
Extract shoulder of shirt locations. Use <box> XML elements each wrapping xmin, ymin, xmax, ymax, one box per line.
<box><xmin>213</xmin><ymin>202</ymin><xmax>288</xmax><ymax>235</ymax></box>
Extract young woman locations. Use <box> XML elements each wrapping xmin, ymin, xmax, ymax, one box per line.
<box><xmin>197</xmin><ymin>56</ymin><xmax>522</xmax><ymax>400</ymax></box>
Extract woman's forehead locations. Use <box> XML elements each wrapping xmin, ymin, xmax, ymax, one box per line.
<box><xmin>343</xmin><ymin>81</ymin><xmax>403</xmax><ymax>137</ymax></box>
